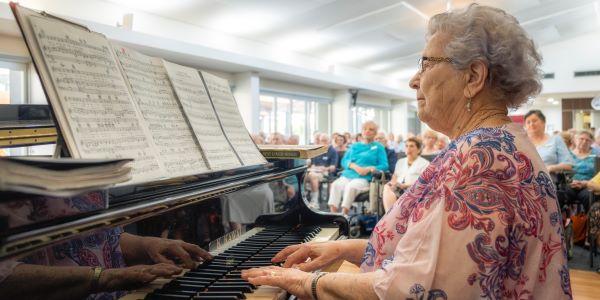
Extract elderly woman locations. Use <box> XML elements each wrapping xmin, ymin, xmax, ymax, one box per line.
<box><xmin>242</xmin><ymin>4</ymin><xmax>570</xmax><ymax>299</ymax></box>
<box><xmin>382</xmin><ymin>137</ymin><xmax>429</xmax><ymax>212</ymax></box>
<box><xmin>567</xmin><ymin>130</ymin><xmax>597</xmax><ymax>211</ymax></box>
<box><xmin>420</xmin><ymin>129</ymin><xmax>440</xmax><ymax>155</ymax></box>
<box><xmin>525</xmin><ymin>110</ymin><xmax>574</xmax><ymax>174</ymax></box>
<box><xmin>327</xmin><ymin>120</ymin><xmax>388</xmax><ymax>216</ymax></box>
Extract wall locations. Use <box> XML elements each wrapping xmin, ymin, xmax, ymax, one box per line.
<box><xmin>539</xmin><ymin>31</ymin><xmax>600</xmax><ymax>94</ymax></box>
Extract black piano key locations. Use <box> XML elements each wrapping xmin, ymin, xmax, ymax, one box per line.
<box><xmin>165</xmin><ymin>281</ymin><xmax>211</xmax><ymax>290</ymax></box>
<box><xmin>145</xmin><ymin>292</ymin><xmax>192</xmax><ymax>300</ymax></box>
<box><xmin>193</xmin><ymin>295</ymin><xmax>242</xmax><ymax>300</ymax></box>
<box><xmin>195</xmin><ymin>291</ymin><xmax>245</xmax><ymax>297</ymax></box>
<box><xmin>154</xmin><ymin>289</ymin><xmax>197</xmax><ymax>297</ymax></box>
<box><xmin>206</xmin><ymin>285</ymin><xmax>253</xmax><ymax>293</ymax></box>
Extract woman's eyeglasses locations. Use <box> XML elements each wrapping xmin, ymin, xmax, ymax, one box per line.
<box><xmin>418</xmin><ymin>56</ymin><xmax>453</xmax><ymax>74</ymax></box>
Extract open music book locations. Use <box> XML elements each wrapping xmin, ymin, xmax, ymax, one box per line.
<box><xmin>10</xmin><ymin>3</ymin><xmax>266</xmax><ymax>184</ymax></box>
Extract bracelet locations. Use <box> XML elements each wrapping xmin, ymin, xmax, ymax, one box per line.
<box><xmin>90</xmin><ymin>266</ymin><xmax>104</xmax><ymax>293</ymax></box>
<box><xmin>311</xmin><ymin>272</ymin><xmax>328</xmax><ymax>300</ymax></box>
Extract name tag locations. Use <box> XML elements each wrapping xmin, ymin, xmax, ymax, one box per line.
<box><xmin>323</xmin><ymin>157</ymin><xmax>329</xmax><ymax>161</ymax></box>
<box><xmin>371</xmin><ymin>145</ymin><xmax>377</xmax><ymax>150</ymax></box>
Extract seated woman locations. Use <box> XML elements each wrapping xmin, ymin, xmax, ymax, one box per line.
<box><xmin>327</xmin><ymin>120</ymin><xmax>388</xmax><ymax>216</ymax></box>
<box><xmin>525</xmin><ymin>110</ymin><xmax>574</xmax><ymax>175</ymax></box>
<box><xmin>420</xmin><ymin>129</ymin><xmax>440</xmax><ymax>156</ymax></box>
<box><xmin>566</xmin><ymin>130</ymin><xmax>596</xmax><ymax>211</ymax></box>
<box><xmin>241</xmin><ymin>4</ymin><xmax>570</xmax><ymax>299</ymax></box>
<box><xmin>382</xmin><ymin>137</ymin><xmax>430</xmax><ymax>212</ymax></box>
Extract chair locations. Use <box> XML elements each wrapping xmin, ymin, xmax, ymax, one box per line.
<box><xmin>348</xmin><ymin>171</ymin><xmax>388</xmax><ymax>238</ymax></box>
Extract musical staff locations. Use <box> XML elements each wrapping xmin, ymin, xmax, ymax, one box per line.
<box><xmin>201</xmin><ymin>71</ymin><xmax>266</xmax><ymax>166</ymax></box>
<box><xmin>163</xmin><ymin>61</ymin><xmax>242</xmax><ymax>170</ymax></box>
<box><xmin>30</xmin><ymin>15</ymin><xmax>164</xmax><ymax>182</ymax></box>
<box><xmin>113</xmin><ymin>45</ymin><xmax>209</xmax><ymax>177</ymax></box>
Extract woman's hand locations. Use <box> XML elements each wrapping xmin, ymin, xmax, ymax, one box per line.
<box><xmin>241</xmin><ymin>266</ymin><xmax>312</xmax><ymax>300</ymax></box>
<box><xmin>100</xmin><ymin>263</ymin><xmax>182</xmax><ymax>292</ymax></box>
<box><xmin>570</xmin><ymin>180</ymin><xmax>588</xmax><ymax>189</ymax></box>
<box><xmin>139</xmin><ymin>236</ymin><xmax>213</xmax><ymax>268</ymax></box>
<box><xmin>271</xmin><ymin>241</ymin><xmax>346</xmax><ymax>271</ymax></box>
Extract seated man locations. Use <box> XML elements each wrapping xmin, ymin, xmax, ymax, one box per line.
<box><xmin>305</xmin><ymin>134</ymin><xmax>338</xmax><ymax>209</ymax></box>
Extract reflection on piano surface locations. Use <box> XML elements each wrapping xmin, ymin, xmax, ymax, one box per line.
<box><xmin>122</xmin><ymin>225</ymin><xmax>341</xmax><ymax>300</ymax></box>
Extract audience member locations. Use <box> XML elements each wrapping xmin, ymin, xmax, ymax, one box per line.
<box><xmin>421</xmin><ymin>129</ymin><xmax>440</xmax><ymax>155</ymax></box>
<box><xmin>525</xmin><ymin>110</ymin><xmax>573</xmax><ymax>175</ymax></box>
<box><xmin>382</xmin><ymin>137</ymin><xmax>429</xmax><ymax>212</ymax></box>
<box><xmin>267</xmin><ymin>132</ymin><xmax>286</xmax><ymax>145</ymax></box>
<box><xmin>287</xmin><ymin>134</ymin><xmax>299</xmax><ymax>145</ymax></box>
<box><xmin>332</xmin><ymin>134</ymin><xmax>347</xmax><ymax>152</ymax></box>
<box><xmin>435</xmin><ymin>135</ymin><xmax>449</xmax><ymax>151</ymax></box>
<box><xmin>394</xmin><ymin>134</ymin><xmax>405</xmax><ymax>153</ymax></box>
<box><xmin>566</xmin><ymin>130</ymin><xmax>596</xmax><ymax>211</ymax></box>
<box><xmin>328</xmin><ymin>121</ymin><xmax>388</xmax><ymax>216</ymax></box>
<box><xmin>375</xmin><ymin>132</ymin><xmax>398</xmax><ymax>173</ymax></box>
<box><xmin>305</xmin><ymin>134</ymin><xmax>338</xmax><ymax>209</ymax></box>
<box><xmin>559</xmin><ymin>131</ymin><xmax>574</xmax><ymax>151</ymax></box>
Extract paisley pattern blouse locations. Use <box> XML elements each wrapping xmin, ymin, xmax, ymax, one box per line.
<box><xmin>360</xmin><ymin>124</ymin><xmax>571</xmax><ymax>299</ymax></box>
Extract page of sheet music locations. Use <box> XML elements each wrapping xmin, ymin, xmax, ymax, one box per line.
<box><xmin>162</xmin><ymin>61</ymin><xmax>242</xmax><ymax>170</ymax></box>
<box><xmin>28</xmin><ymin>16</ymin><xmax>164</xmax><ymax>183</ymax></box>
<box><xmin>200</xmin><ymin>71</ymin><xmax>267</xmax><ymax>166</ymax></box>
<box><xmin>113</xmin><ymin>45</ymin><xmax>209</xmax><ymax>177</ymax></box>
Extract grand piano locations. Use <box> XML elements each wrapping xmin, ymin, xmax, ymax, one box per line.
<box><xmin>0</xmin><ymin>104</ymin><xmax>349</xmax><ymax>300</ymax></box>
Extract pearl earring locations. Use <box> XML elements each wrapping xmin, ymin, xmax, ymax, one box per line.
<box><xmin>466</xmin><ymin>97</ymin><xmax>472</xmax><ymax>112</ymax></box>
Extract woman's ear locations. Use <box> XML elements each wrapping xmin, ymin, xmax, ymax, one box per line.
<box><xmin>463</xmin><ymin>60</ymin><xmax>488</xmax><ymax>98</ymax></box>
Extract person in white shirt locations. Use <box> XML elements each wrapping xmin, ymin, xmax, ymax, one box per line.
<box><xmin>382</xmin><ymin>137</ymin><xmax>430</xmax><ymax>212</ymax></box>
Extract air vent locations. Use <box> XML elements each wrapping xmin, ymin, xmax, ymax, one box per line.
<box><xmin>543</xmin><ymin>73</ymin><xmax>554</xmax><ymax>79</ymax></box>
<box><xmin>574</xmin><ymin>70</ymin><xmax>600</xmax><ymax>77</ymax></box>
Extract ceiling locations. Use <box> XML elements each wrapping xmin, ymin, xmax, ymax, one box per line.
<box><xmin>104</xmin><ymin>0</ymin><xmax>600</xmax><ymax>81</ymax></box>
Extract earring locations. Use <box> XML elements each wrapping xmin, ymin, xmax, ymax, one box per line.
<box><xmin>466</xmin><ymin>97</ymin><xmax>472</xmax><ymax>112</ymax></box>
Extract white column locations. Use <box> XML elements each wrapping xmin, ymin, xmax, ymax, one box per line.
<box><xmin>390</xmin><ymin>99</ymin><xmax>408</xmax><ymax>135</ymax></box>
<box><xmin>232</xmin><ymin>71</ymin><xmax>260</xmax><ymax>133</ymax></box>
<box><xmin>332</xmin><ymin>90</ymin><xmax>351</xmax><ymax>133</ymax></box>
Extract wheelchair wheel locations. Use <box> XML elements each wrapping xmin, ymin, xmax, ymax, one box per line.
<box><xmin>349</xmin><ymin>225</ymin><xmax>361</xmax><ymax>238</ymax></box>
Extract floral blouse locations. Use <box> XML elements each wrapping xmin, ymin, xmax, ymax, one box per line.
<box><xmin>360</xmin><ymin>123</ymin><xmax>571</xmax><ymax>299</ymax></box>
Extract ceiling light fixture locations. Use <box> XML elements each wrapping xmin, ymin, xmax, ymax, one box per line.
<box><xmin>400</xmin><ymin>1</ymin><xmax>430</xmax><ymax>21</ymax></box>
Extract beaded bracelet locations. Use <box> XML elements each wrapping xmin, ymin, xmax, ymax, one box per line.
<box><xmin>311</xmin><ymin>272</ymin><xmax>328</xmax><ymax>300</ymax></box>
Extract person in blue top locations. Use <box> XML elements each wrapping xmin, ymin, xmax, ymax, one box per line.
<box><xmin>567</xmin><ymin>130</ymin><xmax>596</xmax><ymax>211</ymax></box>
<box><xmin>525</xmin><ymin>110</ymin><xmax>574</xmax><ymax>174</ymax></box>
<box><xmin>305</xmin><ymin>133</ymin><xmax>338</xmax><ymax>209</ymax></box>
<box><xmin>327</xmin><ymin>121</ymin><xmax>388</xmax><ymax>216</ymax></box>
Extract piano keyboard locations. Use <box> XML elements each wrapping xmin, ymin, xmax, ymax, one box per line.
<box><xmin>121</xmin><ymin>225</ymin><xmax>340</xmax><ymax>300</ymax></box>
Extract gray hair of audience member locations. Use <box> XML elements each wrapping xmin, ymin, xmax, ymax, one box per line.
<box><xmin>251</xmin><ymin>134</ymin><xmax>264</xmax><ymax>145</ymax></box>
<box><xmin>428</xmin><ymin>3</ymin><xmax>542</xmax><ymax>108</ymax></box>
<box><xmin>318</xmin><ymin>133</ymin><xmax>330</xmax><ymax>144</ymax></box>
<box><xmin>288</xmin><ymin>134</ymin><xmax>300</xmax><ymax>145</ymax></box>
<box><xmin>361</xmin><ymin>120</ymin><xmax>379</xmax><ymax>131</ymax></box>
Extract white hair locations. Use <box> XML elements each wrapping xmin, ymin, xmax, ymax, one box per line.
<box><xmin>428</xmin><ymin>3</ymin><xmax>542</xmax><ymax>108</ymax></box>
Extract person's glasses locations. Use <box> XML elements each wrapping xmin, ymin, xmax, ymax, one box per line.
<box><xmin>418</xmin><ymin>56</ymin><xmax>453</xmax><ymax>74</ymax></box>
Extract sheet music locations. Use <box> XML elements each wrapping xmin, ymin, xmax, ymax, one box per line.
<box><xmin>162</xmin><ymin>61</ymin><xmax>242</xmax><ymax>170</ymax></box>
<box><xmin>113</xmin><ymin>45</ymin><xmax>209</xmax><ymax>177</ymax></box>
<box><xmin>29</xmin><ymin>16</ymin><xmax>164</xmax><ymax>182</ymax></box>
<box><xmin>200</xmin><ymin>71</ymin><xmax>267</xmax><ymax>166</ymax></box>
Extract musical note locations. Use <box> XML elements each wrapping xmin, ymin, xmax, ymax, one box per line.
<box><xmin>30</xmin><ymin>15</ymin><xmax>164</xmax><ymax>183</ymax></box>
<box><xmin>163</xmin><ymin>61</ymin><xmax>242</xmax><ymax>170</ymax></box>
<box><xmin>113</xmin><ymin>45</ymin><xmax>209</xmax><ymax>176</ymax></box>
<box><xmin>200</xmin><ymin>71</ymin><xmax>266</xmax><ymax>166</ymax></box>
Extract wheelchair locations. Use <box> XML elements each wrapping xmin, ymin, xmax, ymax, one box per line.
<box><xmin>347</xmin><ymin>171</ymin><xmax>388</xmax><ymax>238</ymax></box>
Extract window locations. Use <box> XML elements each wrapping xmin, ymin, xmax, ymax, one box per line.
<box><xmin>259</xmin><ymin>91</ymin><xmax>331</xmax><ymax>144</ymax></box>
<box><xmin>351</xmin><ymin>104</ymin><xmax>391</xmax><ymax>134</ymax></box>
<box><xmin>0</xmin><ymin>59</ymin><xmax>27</xmax><ymax>104</ymax></box>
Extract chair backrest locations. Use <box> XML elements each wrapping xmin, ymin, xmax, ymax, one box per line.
<box><xmin>421</xmin><ymin>154</ymin><xmax>438</xmax><ymax>162</ymax></box>
<box><xmin>595</xmin><ymin>156</ymin><xmax>600</xmax><ymax>174</ymax></box>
